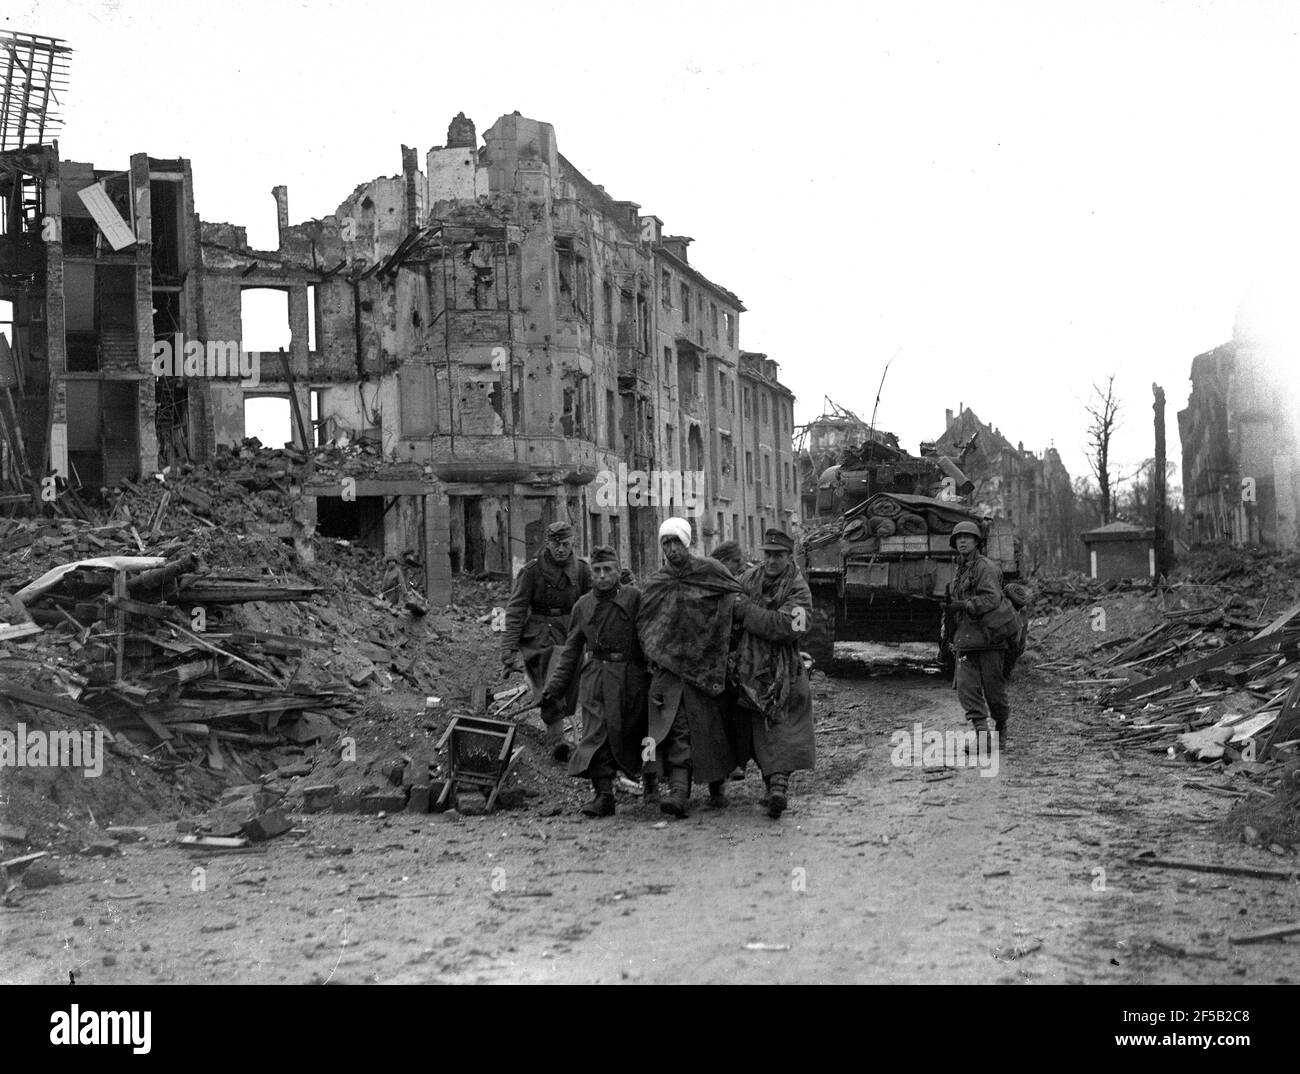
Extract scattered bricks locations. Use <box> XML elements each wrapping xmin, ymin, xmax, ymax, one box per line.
<box><xmin>361</xmin><ymin>791</ymin><xmax>408</xmax><ymax>815</ymax></box>
<box><xmin>274</xmin><ymin>763</ymin><xmax>313</xmax><ymax>779</ymax></box>
<box><xmin>300</xmin><ymin>784</ymin><xmax>339</xmax><ymax>813</ymax></box>
<box><xmin>241</xmin><ymin>811</ymin><xmax>292</xmax><ymax>843</ymax></box>
<box><xmin>252</xmin><ymin>789</ymin><xmax>285</xmax><ymax>811</ymax></box>
<box><xmin>203</xmin><ymin>808</ymin><xmax>250</xmax><ymax>837</ymax></box>
<box><xmin>455</xmin><ymin>793</ymin><xmax>488</xmax><ymax>816</ymax></box>
<box><xmin>331</xmin><ymin>792</ymin><xmax>362</xmax><ymax>814</ymax></box>
<box><xmin>349</xmin><ymin>667</ymin><xmax>376</xmax><ymax>688</ymax></box>
<box><xmin>403</xmin><ymin>755</ymin><xmax>434</xmax><ymax>787</ymax></box>
<box><xmin>220</xmin><ymin>785</ymin><xmax>263</xmax><ymax>803</ymax></box>
<box><xmin>406</xmin><ymin>784</ymin><xmax>431</xmax><ymax>814</ymax></box>
<box><xmin>381</xmin><ymin>760</ymin><xmax>406</xmax><ymax>786</ymax></box>
<box><xmin>494</xmin><ymin>787</ymin><xmax>526</xmax><ymax>810</ymax></box>
<box><xmin>20</xmin><ymin>858</ymin><xmax>64</xmax><ymax>889</ymax></box>
<box><xmin>81</xmin><ymin>841</ymin><xmax>121</xmax><ymax>857</ymax></box>
<box><xmin>177</xmin><ymin>485</ymin><xmax>213</xmax><ymax>513</ymax></box>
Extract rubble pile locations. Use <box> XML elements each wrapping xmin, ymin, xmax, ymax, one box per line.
<box><xmin>1027</xmin><ymin>547</ymin><xmax>1300</xmax><ymax>845</ymax></box>
<box><xmin>0</xmin><ymin>441</ymin><xmax>527</xmax><ymax>854</ymax></box>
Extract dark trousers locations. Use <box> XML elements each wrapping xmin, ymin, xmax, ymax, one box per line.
<box><xmin>954</xmin><ymin>649</ymin><xmax>1010</xmax><ymax>728</ymax></box>
<box><xmin>584</xmin><ymin>741</ymin><xmax>616</xmax><ymax>782</ymax></box>
<box><xmin>651</xmin><ymin>706</ymin><xmax>691</xmax><ymax>777</ymax></box>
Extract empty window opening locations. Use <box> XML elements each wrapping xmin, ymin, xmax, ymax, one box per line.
<box><xmin>149</xmin><ymin>179</ymin><xmax>184</xmax><ymax>283</ymax></box>
<box><xmin>240</xmin><ymin>287</ymin><xmax>291</xmax><ymax>355</ymax></box>
<box><xmin>244</xmin><ymin>395</ymin><xmax>292</xmax><ymax>449</ymax></box>
<box><xmin>307</xmin><ymin>285</ymin><xmax>319</xmax><ymax>352</ymax></box>
<box><xmin>316</xmin><ymin>494</ymin><xmax>386</xmax><ymax>554</ymax></box>
<box><xmin>687</xmin><ymin>425</ymin><xmax>704</xmax><ymax>471</ymax></box>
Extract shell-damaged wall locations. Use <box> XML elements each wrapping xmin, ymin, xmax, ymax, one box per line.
<box><xmin>194</xmin><ymin>113</ymin><xmax>630</xmax><ymax>488</ymax></box>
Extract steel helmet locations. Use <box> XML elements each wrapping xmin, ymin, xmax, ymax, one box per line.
<box><xmin>949</xmin><ymin>520</ymin><xmax>985</xmax><ymax>549</ymax></box>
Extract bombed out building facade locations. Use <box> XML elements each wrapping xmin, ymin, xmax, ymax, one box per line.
<box><xmin>0</xmin><ymin>112</ymin><xmax>797</xmax><ymax>602</ymax></box>
<box><xmin>1178</xmin><ymin>289</ymin><xmax>1300</xmax><ymax>551</ymax></box>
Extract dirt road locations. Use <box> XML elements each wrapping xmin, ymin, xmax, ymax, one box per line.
<box><xmin>4</xmin><ymin>656</ymin><xmax>1297</xmax><ymax>984</ymax></box>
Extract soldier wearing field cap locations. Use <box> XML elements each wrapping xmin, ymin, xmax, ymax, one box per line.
<box><xmin>708</xmin><ymin>539</ymin><xmax>745</xmax><ymax>579</ymax></box>
<box><xmin>501</xmin><ymin>520</ymin><xmax>592</xmax><ymax>761</ymax></box>
<box><xmin>710</xmin><ymin>538</ymin><xmax>748</xmax><ymax>796</ymax></box>
<box><xmin>542</xmin><ymin>545</ymin><xmax>649</xmax><ymax>817</ymax></box>
<box><xmin>732</xmin><ymin>528</ymin><xmax>815</xmax><ymax>818</ymax></box>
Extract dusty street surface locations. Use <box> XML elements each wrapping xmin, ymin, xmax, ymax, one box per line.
<box><xmin>5</xmin><ymin>648</ymin><xmax>1297</xmax><ymax>985</ymax></box>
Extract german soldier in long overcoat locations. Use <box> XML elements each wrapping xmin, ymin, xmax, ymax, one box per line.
<box><xmin>542</xmin><ymin>545</ymin><xmax>649</xmax><ymax>817</ymax></box>
<box><xmin>501</xmin><ymin>521</ymin><xmax>592</xmax><ymax>760</ymax></box>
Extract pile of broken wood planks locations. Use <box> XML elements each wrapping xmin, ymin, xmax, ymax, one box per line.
<box><xmin>1</xmin><ymin>552</ymin><xmax>356</xmax><ymax>785</ymax></box>
<box><xmin>1089</xmin><ymin>602</ymin><xmax>1300</xmax><ymax>762</ymax></box>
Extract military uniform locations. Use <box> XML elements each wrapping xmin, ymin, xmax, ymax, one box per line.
<box><xmin>544</xmin><ymin>583</ymin><xmax>649</xmax><ymax>782</ymax></box>
<box><xmin>638</xmin><ymin>519</ymin><xmax>743</xmax><ymax>815</ymax></box>
<box><xmin>501</xmin><ymin>545</ymin><xmax>592</xmax><ymax>732</ymax></box>
<box><xmin>732</xmin><ymin>530</ymin><xmax>815</xmax><ymax>817</ymax></box>
<box><xmin>950</xmin><ymin>540</ymin><xmax>1011</xmax><ymax>741</ymax></box>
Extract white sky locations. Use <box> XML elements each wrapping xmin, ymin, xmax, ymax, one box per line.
<box><xmin>12</xmin><ymin>0</ymin><xmax>1300</xmax><ymax>488</ymax></box>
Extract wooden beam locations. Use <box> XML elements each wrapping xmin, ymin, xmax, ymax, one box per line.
<box><xmin>1229</xmin><ymin>922</ymin><xmax>1300</xmax><ymax>945</ymax></box>
<box><xmin>1127</xmin><ymin>856</ymin><xmax>1298</xmax><ymax>881</ymax></box>
<box><xmin>0</xmin><ymin>681</ymin><xmax>93</xmax><ymax>719</ymax></box>
<box><xmin>1109</xmin><ymin>632</ymin><xmax>1293</xmax><ymax>703</ymax></box>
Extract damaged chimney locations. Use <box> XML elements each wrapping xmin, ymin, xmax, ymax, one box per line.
<box><xmin>272</xmin><ymin>185</ymin><xmax>289</xmax><ymax>245</ymax></box>
<box><xmin>447</xmin><ymin>112</ymin><xmax>476</xmax><ymax>149</ymax></box>
<box><xmin>401</xmin><ymin>144</ymin><xmax>420</xmax><ymax>228</ymax></box>
<box><xmin>945</xmin><ymin>408</ymin><xmax>953</xmax><ymax>427</ymax></box>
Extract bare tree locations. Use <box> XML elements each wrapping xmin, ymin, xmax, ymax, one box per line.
<box><xmin>1085</xmin><ymin>376</ymin><xmax>1121</xmax><ymax>524</ymax></box>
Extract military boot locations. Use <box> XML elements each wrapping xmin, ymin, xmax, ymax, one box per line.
<box><xmin>642</xmin><ymin>772</ymin><xmax>661</xmax><ymax>807</ymax></box>
<box><xmin>707</xmin><ymin>780</ymin><xmax>729</xmax><ymax>809</ymax></box>
<box><xmin>767</xmin><ymin>772</ymin><xmax>789</xmax><ymax>819</ymax></box>
<box><xmin>580</xmin><ymin>777</ymin><xmax>615</xmax><ymax>817</ymax></box>
<box><xmin>963</xmin><ymin>720</ymin><xmax>992</xmax><ymax>763</ymax></box>
<box><xmin>995</xmin><ymin>723</ymin><xmax>1009</xmax><ymax>751</ymax></box>
<box><xmin>660</xmin><ymin>768</ymin><xmax>691</xmax><ymax>818</ymax></box>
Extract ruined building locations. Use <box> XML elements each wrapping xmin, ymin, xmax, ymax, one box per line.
<box><xmin>933</xmin><ymin>406</ymin><xmax>1077</xmax><ymax>570</ymax></box>
<box><xmin>0</xmin><ymin>111</ymin><xmax>796</xmax><ymax>598</ymax></box>
<box><xmin>1178</xmin><ymin>283</ymin><xmax>1300</xmax><ymax>549</ymax></box>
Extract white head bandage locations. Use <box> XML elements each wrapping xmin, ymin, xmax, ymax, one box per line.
<box><xmin>658</xmin><ymin>517</ymin><xmax>692</xmax><ymax>547</ymax></box>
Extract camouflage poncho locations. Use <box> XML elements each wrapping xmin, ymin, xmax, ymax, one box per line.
<box><xmin>637</xmin><ymin>554</ymin><xmax>742</xmax><ymax>696</ymax></box>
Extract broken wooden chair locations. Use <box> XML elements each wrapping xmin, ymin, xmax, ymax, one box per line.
<box><xmin>434</xmin><ymin>714</ymin><xmax>520</xmax><ymax>813</ymax></box>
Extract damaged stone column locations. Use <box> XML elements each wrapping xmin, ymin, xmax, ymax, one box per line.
<box><xmin>290</xmin><ymin>477</ymin><xmax>316</xmax><ymax>565</ymax></box>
